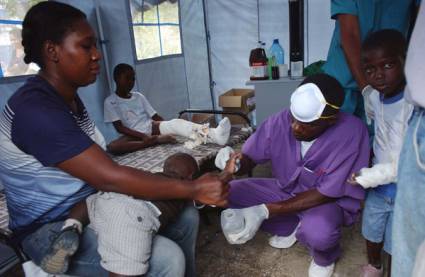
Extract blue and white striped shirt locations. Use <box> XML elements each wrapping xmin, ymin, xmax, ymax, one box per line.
<box><xmin>0</xmin><ymin>76</ymin><xmax>104</xmax><ymax>238</ymax></box>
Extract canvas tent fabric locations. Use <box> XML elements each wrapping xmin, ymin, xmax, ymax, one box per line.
<box><xmin>0</xmin><ymin>0</ymin><xmax>334</xmax><ymax>191</ymax></box>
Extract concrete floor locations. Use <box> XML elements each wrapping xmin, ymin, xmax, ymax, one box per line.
<box><xmin>195</xmin><ymin>163</ymin><xmax>369</xmax><ymax>277</ymax></box>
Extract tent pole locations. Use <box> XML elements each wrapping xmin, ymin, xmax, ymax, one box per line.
<box><xmin>202</xmin><ymin>0</ymin><xmax>217</xmax><ymax>111</ymax></box>
<box><xmin>94</xmin><ymin>0</ymin><xmax>113</xmax><ymax>94</ymax></box>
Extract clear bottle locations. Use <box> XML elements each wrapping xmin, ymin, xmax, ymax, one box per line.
<box><xmin>221</xmin><ymin>209</ymin><xmax>244</xmax><ymax>237</ymax></box>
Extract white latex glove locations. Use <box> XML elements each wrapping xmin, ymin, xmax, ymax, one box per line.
<box><xmin>223</xmin><ymin>204</ymin><xmax>269</xmax><ymax>244</ymax></box>
<box><xmin>355</xmin><ymin>163</ymin><xmax>397</xmax><ymax>188</ymax></box>
<box><xmin>215</xmin><ymin>146</ymin><xmax>235</xmax><ymax>170</ymax></box>
<box><xmin>362</xmin><ymin>85</ymin><xmax>375</xmax><ymax>125</ymax></box>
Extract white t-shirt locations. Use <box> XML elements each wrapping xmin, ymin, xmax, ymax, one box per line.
<box><xmin>104</xmin><ymin>92</ymin><xmax>157</xmax><ymax>134</ymax></box>
<box><xmin>301</xmin><ymin>139</ymin><xmax>316</xmax><ymax>159</ymax></box>
<box><xmin>369</xmin><ymin>90</ymin><xmax>413</xmax><ymax>165</ymax></box>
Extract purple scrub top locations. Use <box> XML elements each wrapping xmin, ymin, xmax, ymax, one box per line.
<box><xmin>242</xmin><ymin>110</ymin><xmax>370</xmax><ymax>224</ymax></box>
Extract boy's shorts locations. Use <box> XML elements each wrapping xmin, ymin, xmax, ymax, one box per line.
<box><xmin>362</xmin><ymin>189</ymin><xmax>394</xmax><ymax>254</ymax></box>
<box><xmin>87</xmin><ymin>192</ymin><xmax>161</xmax><ymax>275</ymax></box>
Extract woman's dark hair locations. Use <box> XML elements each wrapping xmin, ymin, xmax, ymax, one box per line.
<box><xmin>362</xmin><ymin>29</ymin><xmax>407</xmax><ymax>59</ymax></box>
<box><xmin>113</xmin><ymin>63</ymin><xmax>134</xmax><ymax>82</ymax></box>
<box><xmin>22</xmin><ymin>1</ymin><xmax>86</xmax><ymax>68</ymax></box>
<box><xmin>299</xmin><ymin>73</ymin><xmax>345</xmax><ymax>118</ymax></box>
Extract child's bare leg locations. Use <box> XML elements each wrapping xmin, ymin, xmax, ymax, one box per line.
<box><xmin>366</xmin><ymin>240</ymin><xmax>383</xmax><ymax>268</ymax></box>
<box><xmin>64</xmin><ymin>200</ymin><xmax>89</xmax><ymax>230</ymax></box>
<box><xmin>158</xmin><ymin>118</ymin><xmax>231</xmax><ymax>145</ymax></box>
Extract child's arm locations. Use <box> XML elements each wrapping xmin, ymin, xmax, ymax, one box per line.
<box><xmin>223</xmin><ymin>152</ymin><xmax>242</xmax><ymax>174</ymax></box>
<box><xmin>152</xmin><ymin>113</ymin><xmax>164</xmax><ymax>121</ymax></box>
<box><xmin>112</xmin><ymin>120</ymin><xmax>150</xmax><ymax>140</ymax></box>
<box><xmin>216</xmin><ymin>147</ymin><xmax>256</xmax><ymax>176</ymax></box>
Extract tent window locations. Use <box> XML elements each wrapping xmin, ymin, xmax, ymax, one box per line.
<box><xmin>129</xmin><ymin>0</ymin><xmax>182</xmax><ymax>60</ymax></box>
<box><xmin>0</xmin><ymin>1</ymin><xmax>41</xmax><ymax>78</ymax></box>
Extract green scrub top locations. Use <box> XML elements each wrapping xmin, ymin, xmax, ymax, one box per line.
<box><xmin>323</xmin><ymin>0</ymin><xmax>419</xmax><ymax>93</ymax></box>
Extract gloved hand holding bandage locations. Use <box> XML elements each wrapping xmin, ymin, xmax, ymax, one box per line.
<box><xmin>362</xmin><ymin>85</ymin><xmax>376</xmax><ymax>125</ymax></box>
<box><xmin>355</xmin><ymin>162</ymin><xmax>397</xmax><ymax>188</ymax></box>
<box><xmin>215</xmin><ymin>146</ymin><xmax>240</xmax><ymax>173</ymax></box>
<box><xmin>220</xmin><ymin>204</ymin><xmax>269</xmax><ymax>244</ymax></box>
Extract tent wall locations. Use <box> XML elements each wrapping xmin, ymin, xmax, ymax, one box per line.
<box><xmin>205</xmin><ymin>0</ymin><xmax>334</xmax><ymax>107</ymax></box>
<box><xmin>0</xmin><ymin>0</ymin><xmax>334</xmax><ymax>143</ymax></box>
<box><xmin>134</xmin><ymin>0</ymin><xmax>211</xmax><ymax>118</ymax></box>
<box><xmin>0</xmin><ymin>0</ymin><xmax>211</xmax><ymax>144</ymax></box>
<box><xmin>98</xmin><ymin>0</ymin><xmax>211</xmax><ymax>120</ymax></box>
<box><xmin>180</xmin><ymin>0</ymin><xmax>211</xmax><ymax>110</ymax></box>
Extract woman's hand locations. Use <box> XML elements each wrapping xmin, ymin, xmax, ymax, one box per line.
<box><xmin>192</xmin><ymin>172</ymin><xmax>230</xmax><ymax>207</ymax></box>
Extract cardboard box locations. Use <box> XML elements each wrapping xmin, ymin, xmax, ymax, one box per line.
<box><xmin>219</xmin><ymin>89</ymin><xmax>255</xmax><ymax>113</ymax></box>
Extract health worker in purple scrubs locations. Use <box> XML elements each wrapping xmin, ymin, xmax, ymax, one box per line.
<box><xmin>221</xmin><ymin>73</ymin><xmax>370</xmax><ymax>277</ymax></box>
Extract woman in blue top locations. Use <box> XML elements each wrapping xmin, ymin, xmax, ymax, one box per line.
<box><xmin>0</xmin><ymin>2</ymin><xmax>229</xmax><ymax>276</ymax></box>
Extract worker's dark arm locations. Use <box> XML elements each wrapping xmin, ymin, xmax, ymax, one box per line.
<box><xmin>338</xmin><ymin>14</ymin><xmax>368</xmax><ymax>91</ymax></box>
<box><xmin>266</xmin><ymin>189</ymin><xmax>336</xmax><ymax>217</ymax></box>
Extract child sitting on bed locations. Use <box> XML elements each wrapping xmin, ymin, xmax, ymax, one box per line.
<box><xmin>40</xmin><ymin>152</ymin><xmax>228</xmax><ymax>276</ymax></box>
<box><xmin>105</xmin><ymin>63</ymin><xmax>231</xmax><ymax>154</ymax></box>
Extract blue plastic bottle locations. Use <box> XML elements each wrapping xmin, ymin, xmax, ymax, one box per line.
<box><xmin>269</xmin><ymin>39</ymin><xmax>285</xmax><ymax>65</ymax></box>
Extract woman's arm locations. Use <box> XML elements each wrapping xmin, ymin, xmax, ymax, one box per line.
<box><xmin>58</xmin><ymin>144</ymin><xmax>229</xmax><ymax>206</ymax></box>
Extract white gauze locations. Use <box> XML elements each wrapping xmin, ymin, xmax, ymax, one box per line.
<box><xmin>355</xmin><ymin>162</ymin><xmax>397</xmax><ymax>188</ymax></box>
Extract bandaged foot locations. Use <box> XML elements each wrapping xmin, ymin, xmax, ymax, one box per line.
<box><xmin>208</xmin><ymin>117</ymin><xmax>231</xmax><ymax>145</ymax></box>
<box><xmin>159</xmin><ymin>118</ymin><xmax>231</xmax><ymax>148</ymax></box>
<box><xmin>183</xmin><ymin>123</ymin><xmax>210</xmax><ymax>149</ymax></box>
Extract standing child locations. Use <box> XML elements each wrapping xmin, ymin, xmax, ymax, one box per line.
<box><xmin>104</xmin><ymin>63</ymin><xmax>231</xmax><ymax>153</ymax></box>
<box><xmin>351</xmin><ymin>29</ymin><xmax>413</xmax><ymax>277</ymax></box>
